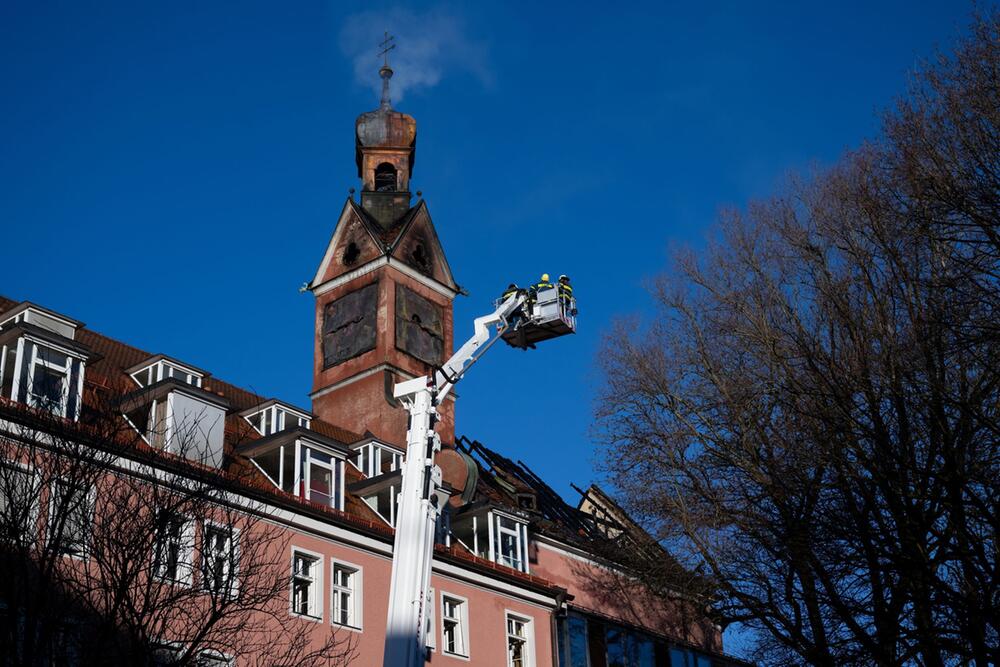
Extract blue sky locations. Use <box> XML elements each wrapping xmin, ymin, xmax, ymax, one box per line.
<box><xmin>0</xmin><ymin>0</ymin><xmax>983</xmax><ymax>544</ymax></box>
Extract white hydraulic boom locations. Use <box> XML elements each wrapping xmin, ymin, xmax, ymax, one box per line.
<box><xmin>382</xmin><ymin>286</ymin><xmax>576</xmax><ymax>666</ymax></box>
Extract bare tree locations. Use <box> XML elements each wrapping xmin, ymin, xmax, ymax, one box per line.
<box><xmin>596</xmin><ymin>11</ymin><xmax>999</xmax><ymax>667</ymax></box>
<box><xmin>0</xmin><ymin>379</ymin><xmax>355</xmax><ymax>666</ymax></box>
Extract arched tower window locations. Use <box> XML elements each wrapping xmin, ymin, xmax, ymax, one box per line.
<box><xmin>374</xmin><ymin>163</ymin><xmax>397</xmax><ymax>192</ymax></box>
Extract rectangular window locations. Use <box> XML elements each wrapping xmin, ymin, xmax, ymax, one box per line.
<box><xmin>331</xmin><ymin>561</ymin><xmax>361</xmax><ymax>629</ymax></box>
<box><xmin>506</xmin><ymin>613</ymin><xmax>533</xmax><ymax>667</ymax></box>
<box><xmin>441</xmin><ymin>594</ymin><xmax>469</xmax><ymax>658</ymax></box>
<box><xmin>48</xmin><ymin>479</ymin><xmax>94</xmax><ymax>557</ymax></box>
<box><xmin>302</xmin><ymin>446</ymin><xmax>341</xmax><ymax>510</ymax></box>
<box><xmin>357</xmin><ymin>444</ymin><xmax>370</xmax><ymax>476</ymax></box>
<box><xmin>202</xmin><ymin>524</ymin><xmax>238</xmax><ymax>597</ymax></box>
<box><xmin>606</xmin><ymin>625</ymin><xmax>627</xmax><ymax>667</ymax></box>
<box><xmin>291</xmin><ymin>550</ymin><xmax>322</xmax><ymax>619</ymax></box>
<box><xmin>354</xmin><ymin>443</ymin><xmax>403</xmax><ymax>477</ymax></box>
<box><xmin>564</xmin><ymin>614</ymin><xmax>589</xmax><ymax>667</ymax></box>
<box><xmin>670</xmin><ymin>648</ymin><xmax>713</xmax><ymax>667</ymax></box>
<box><xmin>495</xmin><ymin>514</ymin><xmax>527</xmax><ymax>572</ymax></box>
<box><xmin>154</xmin><ymin>510</ymin><xmax>192</xmax><ymax>583</ymax></box>
<box><xmin>24</xmin><ymin>343</ymin><xmax>81</xmax><ymax>419</ymax></box>
<box><xmin>0</xmin><ymin>461</ymin><xmax>36</xmax><ymax>544</ymax></box>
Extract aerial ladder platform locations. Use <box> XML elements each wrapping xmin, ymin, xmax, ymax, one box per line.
<box><xmin>383</xmin><ymin>282</ymin><xmax>576</xmax><ymax>666</ymax></box>
<box><xmin>500</xmin><ymin>285</ymin><xmax>577</xmax><ymax>349</ymax></box>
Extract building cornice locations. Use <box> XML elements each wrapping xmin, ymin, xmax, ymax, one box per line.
<box><xmin>310</xmin><ymin>256</ymin><xmax>458</xmax><ymax>300</ymax></box>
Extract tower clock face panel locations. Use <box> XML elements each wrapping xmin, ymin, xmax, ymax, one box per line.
<box><xmin>322</xmin><ymin>283</ymin><xmax>379</xmax><ymax>367</ymax></box>
<box><xmin>395</xmin><ymin>285</ymin><xmax>444</xmax><ymax>365</ymax></box>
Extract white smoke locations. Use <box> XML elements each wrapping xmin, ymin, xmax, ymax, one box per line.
<box><xmin>339</xmin><ymin>7</ymin><xmax>493</xmax><ymax>103</ymax></box>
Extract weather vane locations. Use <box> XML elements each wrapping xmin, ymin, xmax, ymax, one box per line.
<box><xmin>378</xmin><ymin>31</ymin><xmax>395</xmax><ymax>67</ymax></box>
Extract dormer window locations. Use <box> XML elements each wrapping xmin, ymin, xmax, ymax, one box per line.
<box><xmin>238</xmin><ymin>430</ymin><xmax>348</xmax><ymax>511</ymax></box>
<box><xmin>0</xmin><ymin>302</ymin><xmax>80</xmax><ymax>340</ymax></box>
<box><xmin>353</xmin><ymin>440</ymin><xmax>403</xmax><ymax>478</ymax></box>
<box><xmin>130</xmin><ymin>357</ymin><xmax>203</xmax><ymax>388</ymax></box>
<box><xmin>119</xmin><ymin>380</ymin><xmax>229</xmax><ymax>468</ymax></box>
<box><xmin>242</xmin><ymin>400</ymin><xmax>312</xmax><ymax>436</ymax></box>
<box><xmin>451</xmin><ymin>508</ymin><xmax>530</xmax><ymax>573</ymax></box>
<box><xmin>27</xmin><ymin>346</ymin><xmax>75</xmax><ymax>414</ymax></box>
<box><xmin>13</xmin><ymin>341</ymin><xmax>84</xmax><ymax>419</ymax></box>
<box><xmin>517</xmin><ymin>492</ymin><xmax>537</xmax><ymax>512</ymax></box>
<box><xmin>0</xmin><ymin>303</ymin><xmax>88</xmax><ymax>421</ymax></box>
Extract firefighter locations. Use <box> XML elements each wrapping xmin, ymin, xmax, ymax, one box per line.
<box><xmin>532</xmin><ymin>273</ymin><xmax>553</xmax><ymax>293</ymax></box>
<box><xmin>526</xmin><ymin>273</ymin><xmax>552</xmax><ymax>317</ymax></box>
<box><xmin>557</xmin><ymin>274</ymin><xmax>575</xmax><ymax>314</ymax></box>
<box><xmin>501</xmin><ymin>282</ymin><xmax>526</xmax><ymax>326</ymax></box>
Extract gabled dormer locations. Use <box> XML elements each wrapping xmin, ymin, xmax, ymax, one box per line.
<box><xmin>342</xmin><ymin>436</ymin><xmax>405</xmax><ymax>526</ymax></box>
<box><xmin>237</xmin><ymin>428</ymin><xmax>351</xmax><ymax>511</ymax></box>
<box><xmin>451</xmin><ymin>504</ymin><xmax>532</xmax><ymax>574</ymax></box>
<box><xmin>350</xmin><ymin>436</ymin><xmax>404</xmax><ymax>478</ymax></box>
<box><xmin>0</xmin><ymin>302</ymin><xmax>90</xmax><ymax>420</ymax></box>
<box><xmin>128</xmin><ymin>354</ymin><xmax>205</xmax><ymax>389</ymax></box>
<box><xmin>120</xmin><ymin>355</ymin><xmax>227</xmax><ymax>467</ymax></box>
<box><xmin>240</xmin><ymin>399</ymin><xmax>313</xmax><ymax>436</ymax></box>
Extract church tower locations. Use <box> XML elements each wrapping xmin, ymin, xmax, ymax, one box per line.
<box><xmin>308</xmin><ymin>57</ymin><xmax>459</xmax><ymax>446</ymax></box>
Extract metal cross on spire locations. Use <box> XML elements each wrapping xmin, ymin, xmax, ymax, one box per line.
<box><xmin>378</xmin><ymin>31</ymin><xmax>396</xmax><ymax>67</ymax></box>
<box><xmin>377</xmin><ymin>31</ymin><xmax>396</xmax><ymax>108</ymax></box>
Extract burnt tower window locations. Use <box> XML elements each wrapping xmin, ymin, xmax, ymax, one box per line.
<box><xmin>374</xmin><ymin>162</ymin><xmax>397</xmax><ymax>192</ymax></box>
<box><xmin>342</xmin><ymin>241</ymin><xmax>360</xmax><ymax>265</ymax></box>
<box><xmin>410</xmin><ymin>243</ymin><xmax>431</xmax><ymax>276</ymax></box>
<box><xmin>395</xmin><ymin>285</ymin><xmax>444</xmax><ymax>365</ymax></box>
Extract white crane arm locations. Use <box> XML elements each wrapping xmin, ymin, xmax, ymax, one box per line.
<box><xmin>384</xmin><ymin>283</ymin><xmax>572</xmax><ymax>666</ymax></box>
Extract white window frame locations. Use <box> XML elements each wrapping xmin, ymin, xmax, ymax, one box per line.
<box><xmin>505</xmin><ymin>611</ymin><xmax>535</xmax><ymax>667</ymax></box>
<box><xmin>352</xmin><ymin>442</ymin><xmax>404</xmax><ymax>477</ymax></box>
<box><xmin>153</xmin><ymin>643</ymin><xmax>232</xmax><ymax>667</ymax></box>
<box><xmin>493</xmin><ymin>511</ymin><xmax>529</xmax><ymax>573</ymax></box>
<box><xmin>152</xmin><ymin>640</ymin><xmax>184</xmax><ymax>665</ymax></box>
<box><xmin>0</xmin><ymin>459</ymin><xmax>39</xmax><ymax>545</ymax></box>
<box><xmin>361</xmin><ymin>481</ymin><xmax>399</xmax><ymax>527</ymax></box>
<box><xmin>130</xmin><ymin>360</ymin><xmax>203</xmax><ymax>389</ymax></box>
<box><xmin>301</xmin><ymin>444</ymin><xmax>343</xmax><ymax>511</ymax></box>
<box><xmin>195</xmin><ymin>649</ymin><xmax>233</xmax><ymax>666</ymax></box>
<box><xmin>153</xmin><ymin>509</ymin><xmax>195</xmax><ymax>585</ymax></box>
<box><xmin>245</xmin><ymin>404</ymin><xmax>311</xmax><ymax>436</ymax></box>
<box><xmin>330</xmin><ymin>558</ymin><xmax>363</xmax><ymax>630</ymax></box>
<box><xmin>201</xmin><ymin>520</ymin><xmax>239</xmax><ymax>598</ymax></box>
<box><xmin>440</xmin><ymin>591</ymin><xmax>470</xmax><ymax>659</ymax></box>
<box><xmin>23</xmin><ymin>340</ymin><xmax>78</xmax><ymax>418</ymax></box>
<box><xmin>290</xmin><ymin>547</ymin><xmax>323</xmax><ymax>621</ymax></box>
<box><xmin>47</xmin><ymin>478</ymin><xmax>95</xmax><ymax>559</ymax></box>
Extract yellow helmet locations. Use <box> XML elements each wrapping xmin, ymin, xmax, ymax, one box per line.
<box><xmin>541</xmin><ymin>273</ymin><xmax>550</xmax><ymax>282</ymax></box>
